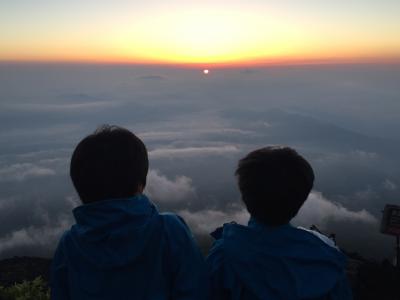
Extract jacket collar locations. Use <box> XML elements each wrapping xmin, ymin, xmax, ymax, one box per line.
<box><xmin>73</xmin><ymin>194</ymin><xmax>156</xmax><ymax>226</ymax></box>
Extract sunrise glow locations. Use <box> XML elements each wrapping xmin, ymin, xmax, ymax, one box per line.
<box><xmin>1</xmin><ymin>1</ymin><xmax>400</xmax><ymax>65</ymax></box>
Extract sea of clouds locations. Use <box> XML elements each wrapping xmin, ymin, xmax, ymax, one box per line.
<box><xmin>0</xmin><ymin>63</ymin><xmax>399</xmax><ymax>259</ymax></box>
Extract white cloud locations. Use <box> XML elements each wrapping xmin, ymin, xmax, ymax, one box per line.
<box><xmin>179</xmin><ymin>208</ymin><xmax>249</xmax><ymax>234</ymax></box>
<box><xmin>199</xmin><ymin>128</ymin><xmax>251</xmax><ymax>135</ymax></box>
<box><xmin>0</xmin><ymin>163</ymin><xmax>56</xmax><ymax>181</ymax></box>
<box><xmin>145</xmin><ymin>169</ymin><xmax>196</xmax><ymax>203</ymax></box>
<box><xmin>149</xmin><ymin>145</ymin><xmax>240</xmax><ymax>159</ymax></box>
<box><xmin>139</xmin><ymin>128</ymin><xmax>252</xmax><ymax>143</ymax></box>
<box><xmin>314</xmin><ymin>150</ymin><xmax>379</xmax><ymax>165</ymax></box>
<box><xmin>0</xmin><ymin>218</ymin><xmax>70</xmax><ymax>256</ymax></box>
<box><xmin>353</xmin><ymin>187</ymin><xmax>379</xmax><ymax>202</ymax></box>
<box><xmin>65</xmin><ymin>195</ymin><xmax>81</xmax><ymax>208</ymax></box>
<box><xmin>294</xmin><ymin>191</ymin><xmax>377</xmax><ymax>228</ymax></box>
<box><xmin>9</xmin><ymin>101</ymin><xmax>119</xmax><ymax>112</ymax></box>
<box><xmin>177</xmin><ymin>191</ymin><xmax>379</xmax><ymax>236</ymax></box>
<box><xmin>383</xmin><ymin>179</ymin><xmax>397</xmax><ymax>191</ymax></box>
<box><xmin>138</xmin><ymin>131</ymin><xmax>185</xmax><ymax>141</ymax></box>
<box><xmin>0</xmin><ymin>195</ymin><xmax>78</xmax><ymax>258</ymax></box>
<box><xmin>350</xmin><ymin>150</ymin><xmax>378</xmax><ymax>160</ymax></box>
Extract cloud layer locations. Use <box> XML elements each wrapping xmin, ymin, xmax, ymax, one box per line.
<box><xmin>0</xmin><ymin>163</ymin><xmax>56</xmax><ymax>182</ymax></box>
<box><xmin>294</xmin><ymin>191</ymin><xmax>378</xmax><ymax>228</ymax></box>
<box><xmin>149</xmin><ymin>145</ymin><xmax>240</xmax><ymax>159</ymax></box>
<box><xmin>145</xmin><ymin>169</ymin><xmax>196</xmax><ymax>203</ymax></box>
<box><xmin>0</xmin><ymin>63</ymin><xmax>399</xmax><ymax>259</ymax></box>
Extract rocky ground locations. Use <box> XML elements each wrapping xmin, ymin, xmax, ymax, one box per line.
<box><xmin>0</xmin><ymin>255</ymin><xmax>399</xmax><ymax>299</ymax></box>
<box><xmin>0</xmin><ymin>257</ymin><xmax>51</xmax><ymax>287</ymax></box>
<box><xmin>345</xmin><ymin>253</ymin><xmax>400</xmax><ymax>300</ymax></box>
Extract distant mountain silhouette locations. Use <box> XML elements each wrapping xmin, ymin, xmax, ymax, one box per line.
<box><xmin>222</xmin><ymin>108</ymin><xmax>400</xmax><ymax>155</ymax></box>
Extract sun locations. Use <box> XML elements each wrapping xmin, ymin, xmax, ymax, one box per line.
<box><xmin>203</xmin><ymin>69</ymin><xmax>209</xmax><ymax>74</ymax></box>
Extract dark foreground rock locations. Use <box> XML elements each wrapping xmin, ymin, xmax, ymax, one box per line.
<box><xmin>350</xmin><ymin>259</ymin><xmax>400</xmax><ymax>300</ymax></box>
<box><xmin>0</xmin><ymin>255</ymin><xmax>399</xmax><ymax>299</ymax></box>
<box><xmin>0</xmin><ymin>257</ymin><xmax>51</xmax><ymax>287</ymax></box>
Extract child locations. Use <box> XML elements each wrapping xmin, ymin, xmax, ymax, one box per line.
<box><xmin>51</xmin><ymin>125</ymin><xmax>208</xmax><ymax>300</ymax></box>
<box><xmin>207</xmin><ymin>146</ymin><xmax>352</xmax><ymax>300</ymax></box>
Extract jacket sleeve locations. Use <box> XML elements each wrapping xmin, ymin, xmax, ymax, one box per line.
<box><xmin>162</xmin><ymin>213</ymin><xmax>210</xmax><ymax>300</ymax></box>
<box><xmin>50</xmin><ymin>233</ymin><xmax>70</xmax><ymax>300</ymax></box>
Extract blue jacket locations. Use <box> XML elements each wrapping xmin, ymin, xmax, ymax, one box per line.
<box><xmin>51</xmin><ymin>194</ymin><xmax>209</xmax><ymax>300</ymax></box>
<box><xmin>207</xmin><ymin>219</ymin><xmax>352</xmax><ymax>300</ymax></box>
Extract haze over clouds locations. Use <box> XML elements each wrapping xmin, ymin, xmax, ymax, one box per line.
<box><xmin>0</xmin><ymin>63</ymin><xmax>399</xmax><ymax>259</ymax></box>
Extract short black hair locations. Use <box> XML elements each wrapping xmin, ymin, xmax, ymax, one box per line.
<box><xmin>235</xmin><ymin>146</ymin><xmax>314</xmax><ymax>226</ymax></box>
<box><xmin>70</xmin><ymin>125</ymin><xmax>148</xmax><ymax>203</ymax></box>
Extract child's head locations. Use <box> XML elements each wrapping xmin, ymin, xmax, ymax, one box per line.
<box><xmin>235</xmin><ymin>146</ymin><xmax>314</xmax><ymax>226</ymax></box>
<box><xmin>70</xmin><ymin>125</ymin><xmax>148</xmax><ymax>204</ymax></box>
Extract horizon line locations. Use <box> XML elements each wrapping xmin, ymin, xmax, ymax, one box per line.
<box><xmin>1</xmin><ymin>56</ymin><xmax>400</xmax><ymax>69</ymax></box>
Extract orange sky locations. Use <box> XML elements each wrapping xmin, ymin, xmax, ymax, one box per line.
<box><xmin>1</xmin><ymin>1</ymin><xmax>400</xmax><ymax>65</ymax></box>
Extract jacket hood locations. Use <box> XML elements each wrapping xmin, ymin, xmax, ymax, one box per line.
<box><xmin>68</xmin><ymin>194</ymin><xmax>161</xmax><ymax>269</ymax></box>
<box><xmin>212</xmin><ymin>219</ymin><xmax>347</xmax><ymax>299</ymax></box>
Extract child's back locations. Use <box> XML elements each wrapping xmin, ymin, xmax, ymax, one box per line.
<box><xmin>51</xmin><ymin>126</ymin><xmax>208</xmax><ymax>300</ymax></box>
<box><xmin>208</xmin><ymin>220</ymin><xmax>351</xmax><ymax>300</ymax></box>
<box><xmin>207</xmin><ymin>147</ymin><xmax>352</xmax><ymax>300</ymax></box>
